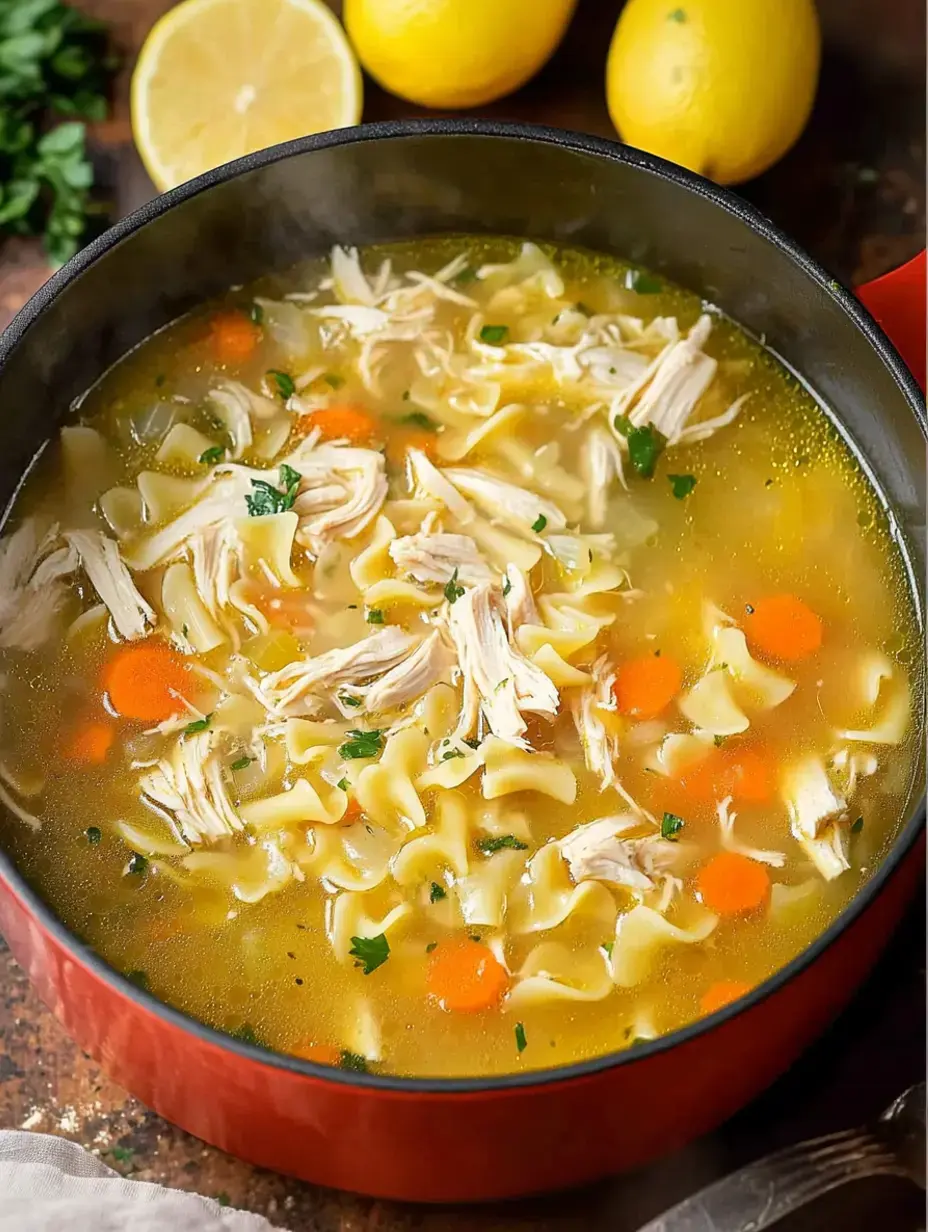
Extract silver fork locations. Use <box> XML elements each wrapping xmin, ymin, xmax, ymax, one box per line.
<box><xmin>636</xmin><ymin>1083</ymin><xmax>925</xmax><ymax>1232</ymax></box>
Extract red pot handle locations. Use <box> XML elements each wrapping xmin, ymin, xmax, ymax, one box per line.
<box><xmin>856</xmin><ymin>250</ymin><xmax>926</xmax><ymax>392</ymax></box>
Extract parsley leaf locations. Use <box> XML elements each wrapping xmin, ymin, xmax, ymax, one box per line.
<box><xmin>338</xmin><ymin>729</ymin><xmax>384</xmax><ymax>760</ymax></box>
<box><xmin>625</xmin><ymin>269</ymin><xmax>662</xmax><ymax>294</ymax></box>
<box><xmin>266</xmin><ymin>369</ymin><xmax>295</xmax><ymax>400</ymax></box>
<box><xmin>366</xmin><ymin>608</ymin><xmax>385</xmax><ymax>624</ymax></box>
<box><xmin>126</xmin><ymin>853</ymin><xmax>147</xmax><ymax>876</ymax></box>
<box><xmin>476</xmin><ymin>834</ymin><xmax>528</xmax><ymax>855</ymax></box>
<box><xmin>339</xmin><ymin>692</ymin><xmax>362</xmax><ymax>708</ymax></box>
<box><xmin>502</xmin><ymin>575</ymin><xmax>512</xmax><ymax>597</ymax></box>
<box><xmin>668</xmin><ymin>7</ymin><xmax>687</xmax><ymax>21</ymax></box>
<box><xmin>230</xmin><ymin>755</ymin><xmax>253</xmax><ymax>771</ymax></box>
<box><xmin>339</xmin><ymin>1049</ymin><xmax>369</xmax><ymax>1072</ymax></box>
<box><xmin>661</xmin><ymin>812</ymin><xmax>686</xmax><ymax>840</ymax></box>
<box><xmin>245</xmin><ymin>464</ymin><xmax>301</xmax><ymax>516</ymax></box>
<box><xmin>851</xmin><ymin>816</ymin><xmax>864</xmax><ymax>834</ymax></box>
<box><xmin>531</xmin><ymin>513</ymin><xmax>547</xmax><ymax>533</ymax></box>
<box><xmin>401</xmin><ymin>410</ymin><xmax>437</xmax><ymax>431</ymax></box>
<box><xmin>601</xmin><ymin>941</ymin><xmax>614</xmax><ymax>958</ymax></box>
<box><xmin>429</xmin><ymin>881</ymin><xmax>447</xmax><ymax>902</ymax></box>
<box><xmin>336</xmin><ymin>777</ymin><xmax>349</xmax><ymax>791</ymax></box>
<box><xmin>199</xmin><ymin>445</ymin><xmax>224</xmax><ymax>465</ymax></box>
<box><xmin>479</xmin><ymin>323</ymin><xmax>509</xmax><ymax>345</ymax></box>
<box><xmin>455</xmin><ymin>265</ymin><xmax>477</xmax><ymax>284</ymax></box>
<box><xmin>84</xmin><ymin>825</ymin><xmax>101</xmax><ymax>844</ymax></box>
<box><xmin>463</xmin><ymin>737</ymin><xmax>482</xmax><ymax>750</ymax></box>
<box><xmin>441</xmin><ymin>748</ymin><xmax>465</xmax><ymax>760</ymax></box>
<box><xmin>614</xmin><ymin>415</ymin><xmax>665</xmax><ymax>478</ymax></box>
<box><xmin>349</xmin><ymin>932</ymin><xmax>390</xmax><ymax>975</ymax></box>
<box><xmin>443</xmin><ymin>567</ymin><xmax>465</xmax><ymax>604</ymax></box>
<box><xmin>713</xmin><ymin>734</ymin><xmax>727</xmax><ymax>748</ymax></box>
<box><xmin>184</xmin><ymin>714</ymin><xmax>212</xmax><ymax>735</ymax></box>
<box><xmin>515</xmin><ymin>1022</ymin><xmax>527</xmax><ymax>1053</ymax></box>
<box><xmin>247</xmin><ymin>301</ymin><xmax>263</xmax><ymax>324</ymax></box>
<box><xmin>668</xmin><ymin>473</ymin><xmax>697</xmax><ymax>499</ymax></box>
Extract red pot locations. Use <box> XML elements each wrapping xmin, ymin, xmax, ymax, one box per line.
<box><xmin>0</xmin><ymin>123</ymin><xmax>924</xmax><ymax>1202</ymax></box>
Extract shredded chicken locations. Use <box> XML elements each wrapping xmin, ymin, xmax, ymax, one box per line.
<box><xmin>781</xmin><ymin>755</ymin><xmax>850</xmax><ymax>881</ymax></box>
<box><xmin>503</xmin><ymin>565</ymin><xmax>538</xmax><ymax>635</ymax></box>
<box><xmin>290</xmin><ymin>444</ymin><xmax>387</xmax><ymax>554</ymax></box>
<box><xmin>389</xmin><ymin>531</ymin><xmax>494</xmax><ymax>586</ymax></box>
<box><xmin>260</xmin><ymin>627</ymin><xmax>423</xmax><ymax>717</ymax></box>
<box><xmin>446</xmin><ymin>581</ymin><xmax>558</xmax><ymax>747</ymax></box>
<box><xmin>209</xmin><ymin>380</ymin><xmax>279</xmax><ymax>459</ymax></box>
<box><xmin>140</xmin><ymin>730</ymin><xmax>242</xmax><ymax>845</ymax></box>
<box><xmin>559</xmin><ymin>816</ymin><xmax>682</xmax><ymax>893</ymax></box>
<box><xmin>581</xmin><ymin>427</ymin><xmax>626</xmax><ymax>528</ymax></box>
<box><xmin>363</xmin><ymin>631</ymin><xmax>452</xmax><ymax>713</ymax></box>
<box><xmin>0</xmin><ymin>520</ymin><xmax>78</xmax><ymax>650</ymax></box>
<box><xmin>717</xmin><ymin>796</ymin><xmax>786</xmax><ymax>867</ymax></box>
<box><xmin>443</xmin><ymin>467</ymin><xmax>567</xmax><ymax>534</ymax></box>
<box><xmin>570</xmin><ymin>655</ymin><xmax>619</xmax><ymax>790</ymax></box>
<box><xmin>64</xmin><ymin>529</ymin><xmax>154</xmax><ymax>641</ymax></box>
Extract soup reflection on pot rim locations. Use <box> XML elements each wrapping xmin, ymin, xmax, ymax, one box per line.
<box><xmin>0</xmin><ymin>235</ymin><xmax>919</xmax><ymax>1081</ymax></box>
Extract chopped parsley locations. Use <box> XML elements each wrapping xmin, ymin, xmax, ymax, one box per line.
<box><xmin>601</xmin><ymin>941</ymin><xmax>614</xmax><ymax>958</ymax></box>
<box><xmin>455</xmin><ymin>265</ymin><xmax>478</xmax><ymax>284</ymax></box>
<box><xmin>625</xmin><ymin>269</ymin><xmax>662</xmax><ymax>294</ymax></box>
<box><xmin>349</xmin><ymin>932</ymin><xmax>390</xmax><ymax>975</ymax></box>
<box><xmin>248</xmin><ymin>302</ymin><xmax>264</xmax><ymax>325</ymax></box>
<box><xmin>531</xmin><ymin>513</ymin><xmax>547</xmax><ymax>533</ymax></box>
<box><xmin>323</xmin><ymin>372</ymin><xmax>344</xmax><ymax>389</ymax></box>
<box><xmin>366</xmin><ymin>608</ymin><xmax>385</xmax><ymax>624</ymax></box>
<box><xmin>126</xmin><ymin>853</ymin><xmax>148</xmax><ymax>876</ymax></box>
<box><xmin>184</xmin><ymin>713</ymin><xmax>212</xmax><ymax>735</ymax></box>
<box><xmin>479</xmin><ymin>323</ymin><xmax>509</xmax><ymax>345</ymax></box>
<box><xmin>108</xmin><ymin>1145</ymin><xmax>136</xmax><ymax>1164</ymax></box>
<box><xmin>336</xmin><ymin>778</ymin><xmax>349</xmax><ymax>791</ymax></box>
<box><xmin>851</xmin><ymin>816</ymin><xmax>864</xmax><ymax>834</ymax></box>
<box><xmin>401</xmin><ymin>410</ymin><xmax>437</xmax><ymax>431</ymax></box>
<box><xmin>245</xmin><ymin>464</ymin><xmax>301</xmax><ymax>516</ymax></box>
<box><xmin>425</xmin><ymin>941</ymin><xmax>438</xmax><ymax>953</ymax></box>
<box><xmin>339</xmin><ymin>693</ymin><xmax>362</xmax><ymax>708</ymax></box>
<box><xmin>429</xmin><ymin>882</ymin><xmax>447</xmax><ymax>903</ymax></box>
<box><xmin>515</xmin><ymin>1022</ymin><xmax>528</xmax><ymax>1053</ymax></box>
<box><xmin>463</xmin><ymin>737</ymin><xmax>482</xmax><ymax>750</ymax></box>
<box><xmin>266</xmin><ymin>368</ymin><xmax>295</xmax><ymax>400</ymax></box>
<box><xmin>668</xmin><ymin>7</ymin><xmax>687</xmax><ymax>21</ymax></box>
<box><xmin>614</xmin><ymin>415</ymin><xmax>665</xmax><ymax>478</ymax></box>
<box><xmin>215</xmin><ymin>1192</ymin><xmax>231</xmax><ymax>1207</ymax></box>
<box><xmin>476</xmin><ymin>834</ymin><xmax>528</xmax><ymax>855</ymax></box>
<box><xmin>125</xmin><ymin>970</ymin><xmax>148</xmax><ymax>991</ymax></box>
<box><xmin>502</xmin><ymin>575</ymin><xmax>512</xmax><ymax>597</ymax></box>
<box><xmin>668</xmin><ymin>473</ymin><xmax>697</xmax><ymax>499</ymax></box>
<box><xmin>441</xmin><ymin>749</ymin><xmax>465</xmax><ymax>761</ymax></box>
<box><xmin>230</xmin><ymin>755</ymin><xmax>253</xmax><ymax>771</ymax></box>
<box><xmin>713</xmin><ymin>734</ymin><xmax>727</xmax><ymax>748</ymax></box>
<box><xmin>199</xmin><ymin>445</ymin><xmax>224</xmax><ymax>465</ymax></box>
<box><xmin>661</xmin><ymin>812</ymin><xmax>686</xmax><ymax>840</ymax></box>
<box><xmin>85</xmin><ymin>825</ymin><xmax>102</xmax><ymax>845</ymax></box>
<box><xmin>339</xmin><ymin>1049</ymin><xmax>369</xmax><ymax>1073</ymax></box>
<box><xmin>444</xmin><ymin>568</ymin><xmax>465</xmax><ymax>604</ymax></box>
<box><xmin>338</xmin><ymin>729</ymin><xmax>384</xmax><ymax>760</ymax></box>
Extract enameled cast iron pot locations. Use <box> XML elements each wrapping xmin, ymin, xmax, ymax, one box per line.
<box><xmin>0</xmin><ymin>121</ymin><xmax>924</xmax><ymax>1202</ymax></box>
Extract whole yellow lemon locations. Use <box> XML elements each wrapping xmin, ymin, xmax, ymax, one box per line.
<box><xmin>606</xmin><ymin>0</ymin><xmax>821</xmax><ymax>185</ymax></box>
<box><xmin>344</xmin><ymin>0</ymin><xmax>578</xmax><ymax>109</ymax></box>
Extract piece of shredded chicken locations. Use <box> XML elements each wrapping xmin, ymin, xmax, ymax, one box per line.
<box><xmin>446</xmin><ymin>581</ymin><xmax>558</xmax><ymax>747</ymax></box>
<box><xmin>140</xmin><ymin>730</ymin><xmax>242</xmax><ymax>845</ymax></box>
<box><xmin>0</xmin><ymin>519</ymin><xmax>78</xmax><ymax>650</ymax></box>
<box><xmin>290</xmin><ymin>444</ymin><xmax>387</xmax><ymax>554</ymax></box>
<box><xmin>503</xmin><ymin>565</ymin><xmax>538</xmax><ymax>635</ymax></box>
<box><xmin>389</xmin><ymin>531</ymin><xmax>494</xmax><ymax>586</ymax></box>
<box><xmin>781</xmin><ymin>755</ymin><xmax>850</xmax><ymax>880</ymax></box>
<box><xmin>559</xmin><ymin>816</ymin><xmax>683</xmax><ymax>894</ymax></box>
<box><xmin>64</xmin><ymin>529</ymin><xmax>154</xmax><ymax>641</ymax></box>
<box><xmin>570</xmin><ymin>655</ymin><xmax>619</xmax><ymax>790</ymax></box>
<box><xmin>362</xmin><ymin>630</ymin><xmax>453</xmax><ymax>713</ymax></box>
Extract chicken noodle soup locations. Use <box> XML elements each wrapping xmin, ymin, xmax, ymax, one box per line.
<box><xmin>0</xmin><ymin>239</ymin><xmax>920</xmax><ymax>1076</ymax></box>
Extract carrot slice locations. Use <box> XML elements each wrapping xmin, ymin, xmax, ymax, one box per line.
<box><xmin>614</xmin><ymin>653</ymin><xmax>683</xmax><ymax>719</ymax></box>
<box><xmin>696</xmin><ymin>852</ymin><xmax>770</xmax><ymax>916</ymax></box>
<box><xmin>102</xmin><ymin>642</ymin><xmax>195</xmax><ymax>723</ymax></box>
<box><xmin>744</xmin><ymin>593</ymin><xmax>822</xmax><ymax>662</ymax></box>
<box><xmin>699</xmin><ymin>979</ymin><xmax>752</xmax><ymax>1015</ymax></box>
<box><xmin>290</xmin><ymin>1041</ymin><xmax>341</xmax><ymax>1066</ymax></box>
<box><xmin>209</xmin><ymin>311</ymin><xmax>262</xmax><ymax>363</ymax></box>
<box><xmin>305</xmin><ymin>405</ymin><xmax>378</xmax><ymax>444</ymax></box>
<box><xmin>427</xmin><ymin>938</ymin><xmax>510</xmax><ymax>1013</ymax></box>
<box><xmin>64</xmin><ymin>720</ymin><xmax>115</xmax><ymax>765</ymax></box>
<box><xmin>678</xmin><ymin>744</ymin><xmax>774</xmax><ymax>806</ymax></box>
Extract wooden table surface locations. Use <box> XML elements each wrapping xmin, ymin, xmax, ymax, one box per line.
<box><xmin>0</xmin><ymin>2</ymin><xmax>924</xmax><ymax>1229</ymax></box>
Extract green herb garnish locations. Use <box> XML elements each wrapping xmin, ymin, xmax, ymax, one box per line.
<box><xmin>248</xmin><ymin>302</ymin><xmax>263</xmax><ymax>324</ymax></box>
<box><xmin>455</xmin><ymin>265</ymin><xmax>477</xmax><ymax>284</ymax></box>
<box><xmin>444</xmin><ymin>567</ymin><xmax>465</xmax><ymax>604</ymax></box>
<box><xmin>463</xmin><ymin>737</ymin><xmax>482</xmax><ymax>750</ymax></box>
<box><xmin>266</xmin><ymin>368</ymin><xmax>295</xmax><ymax>400</ymax></box>
<box><xmin>531</xmin><ymin>513</ymin><xmax>547</xmax><ymax>533</ymax></box>
<box><xmin>108</xmin><ymin>1145</ymin><xmax>135</xmax><ymax>1164</ymax></box>
<box><xmin>215</xmin><ymin>1192</ymin><xmax>231</xmax><ymax>1207</ymax></box>
<box><xmin>668</xmin><ymin>473</ymin><xmax>697</xmax><ymax>499</ymax></box>
<box><xmin>336</xmin><ymin>777</ymin><xmax>349</xmax><ymax>792</ymax></box>
<box><xmin>85</xmin><ymin>825</ymin><xmax>101</xmax><ymax>845</ymax></box>
<box><xmin>199</xmin><ymin>445</ymin><xmax>224</xmax><ymax>465</ymax></box>
<box><xmin>625</xmin><ymin>269</ymin><xmax>663</xmax><ymax>294</ymax></box>
<box><xmin>245</xmin><ymin>464</ymin><xmax>301</xmax><ymax>516</ymax></box>
<box><xmin>713</xmin><ymin>735</ymin><xmax>727</xmax><ymax>748</ymax></box>
<box><xmin>502</xmin><ymin>575</ymin><xmax>512</xmax><ymax>597</ymax></box>
<box><xmin>339</xmin><ymin>1049</ymin><xmax>369</xmax><ymax>1072</ymax></box>
<box><xmin>668</xmin><ymin>7</ymin><xmax>687</xmax><ymax>21</ymax></box>
<box><xmin>661</xmin><ymin>812</ymin><xmax>686</xmax><ymax>840</ymax></box>
<box><xmin>614</xmin><ymin>415</ymin><xmax>665</xmax><ymax>478</ymax></box>
<box><xmin>338</xmin><ymin>729</ymin><xmax>384</xmax><ymax>760</ymax></box>
<box><xmin>230</xmin><ymin>755</ymin><xmax>253</xmax><ymax>771</ymax></box>
<box><xmin>851</xmin><ymin>816</ymin><xmax>864</xmax><ymax>834</ymax></box>
<box><xmin>366</xmin><ymin>608</ymin><xmax>385</xmax><ymax>624</ymax></box>
<box><xmin>476</xmin><ymin>834</ymin><xmax>528</xmax><ymax>855</ymax></box>
<box><xmin>184</xmin><ymin>713</ymin><xmax>212</xmax><ymax>735</ymax></box>
<box><xmin>323</xmin><ymin>372</ymin><xmax>344</xmax><ymax>389</ymax></box>
<box><xmin>441</xmin><ymin>749</ymin><xmax>465</xmax><ymax>761</ymax></box>
<box><xmin>401</xmin><ymin>410</ymin><xmax>437</xmax><ymax>431</ymax></box>
<box><xmin>515</xmin><ymin>1022</ymin><xmax>527</xmax><ymax>1053</ymax></box>
<box><xmin>349</xmin><ymin>932</ymin><xmax>390</xmax><ymax>975</ymax></box>
<box><xmin>339</xmin><ymin>693</ymin><xmax>362</xmax><ymax>708</ymax></box>
<box><xmin>601</xmin><ymin>941</ymin><xmax>614</xmax><ymax>958</ymax></box>
<box><xmin>126</xmin><ymin>853</ymin><xmax>147</xmax><ymax>876</ymax></box>
<box><xmin>479</xmin><ymin>323</ymin><xmax>509</xmax><ymax>345</ymax></box>
<box><xmin>425</xmin><ymin>941</ymin><xmax>438</xmax><ymax>953</ymax></box>
<box><xmin>429</xmin><ymin>882</ymin><xmax>447</xmax><ymax>903</ymax></box>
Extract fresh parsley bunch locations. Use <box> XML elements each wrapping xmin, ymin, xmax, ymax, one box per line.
<box><xmin>0</xmin><ymin>0</ymin><xmax>115</xmax><ymax>266</ymax></box>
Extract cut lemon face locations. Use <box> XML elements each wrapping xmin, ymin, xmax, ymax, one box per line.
<box><xmin>131</xmin><ymin>0</ymin><xmax>363</xmax><ymax>192</ymax></box>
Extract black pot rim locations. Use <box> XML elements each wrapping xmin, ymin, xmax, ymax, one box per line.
<box><xmin>0</xmin><ymin>117</ymin><xmax>924</xmax><ymax>1097</ymax></box>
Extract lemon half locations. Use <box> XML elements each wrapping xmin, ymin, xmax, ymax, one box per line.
<box><xmin>132</xmin><ymin>0</ymin><xmax>362</xmax><ymax>192</ymax></box>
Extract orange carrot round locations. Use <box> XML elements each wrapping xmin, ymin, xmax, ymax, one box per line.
<box><xmin>614</xmin><ymin>653</ymin><xmax>682</xmax><ymax>718</ymax></box>
<box><xmin>696</xmin><ymin>851</ymin><xmax>771</xmax><ymax>916</ymax></box>
<box><xmin>102</xmin><ymin>642</ymin><xmax>195</xmax><ymax>723</ymax></box>
<box><xmin>427</xmin><ymin>938</ymin><xmax>510</xmax><ymax>1013</ymax></box>
<box><xmin>209</xmin><ymin>311</ymin><xmax>262</xmax><ymax>363</ymax></box>
<box><xmin>305</xmin><ymin>405</ymin><xmax>378</xmax><ymax>444</ymax></box>
<box><xmin>744</xmin><ymin>593</ymin><xmax>822</xmax><ymax>662</ymax></box>
<box><xmin>290</xmin><ymin>1041</ymin><xmax>341</xmax><ymax>1066</ymax></box>
<box><xmin>699</xmin><ymin>979</ymin><xmax>752</xmax><ymax>1015</ymax></box>
<box><xmin>64</xmin><ymin>720</ymin><xmax>115</xmax><ymax>765</ymax></box>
